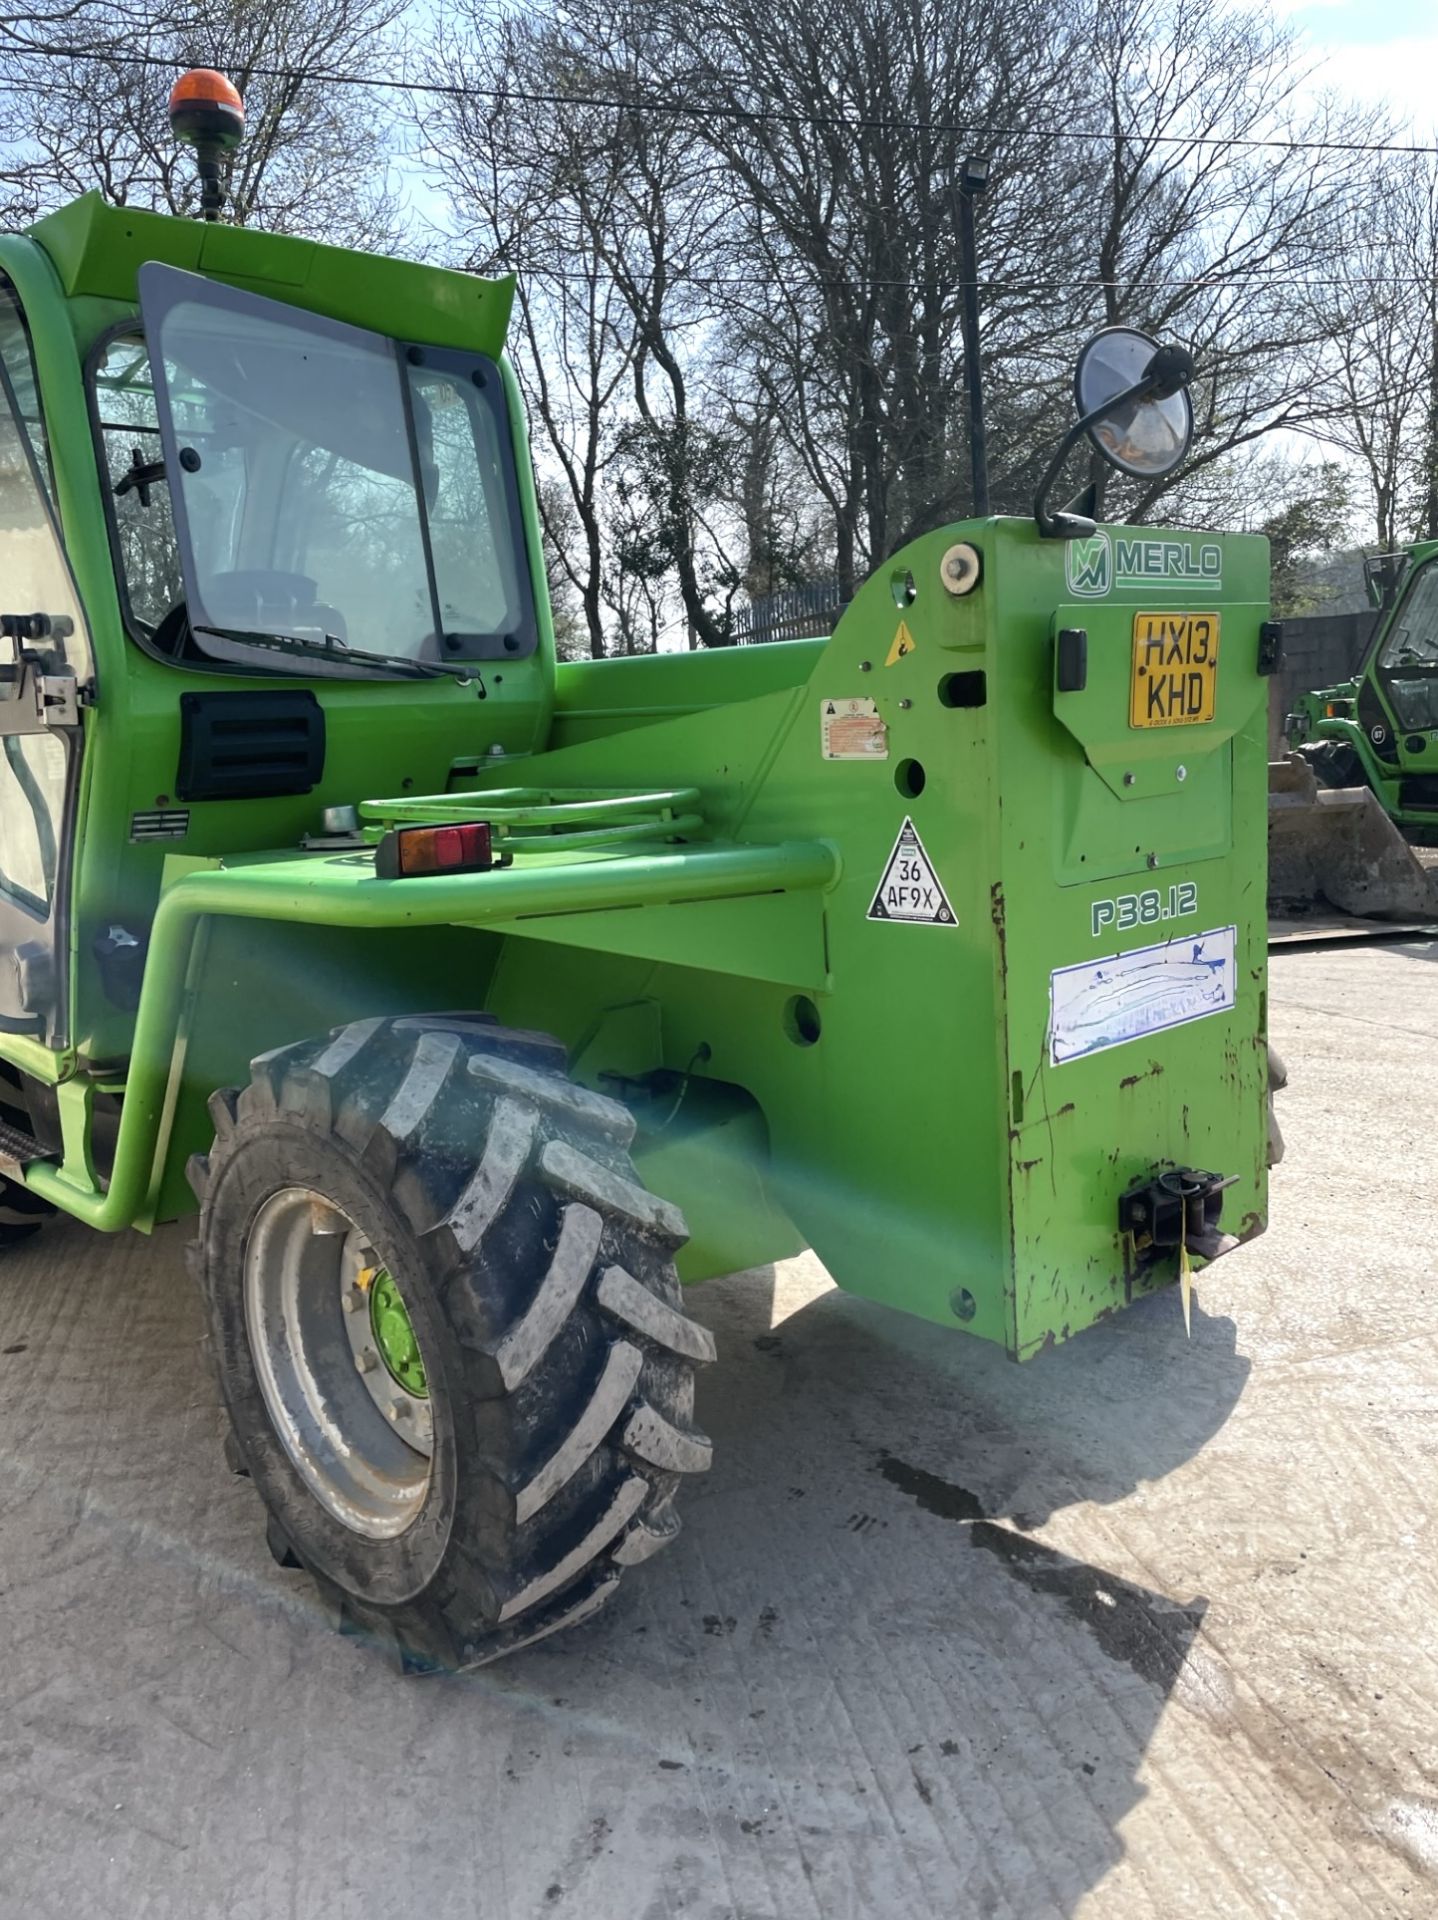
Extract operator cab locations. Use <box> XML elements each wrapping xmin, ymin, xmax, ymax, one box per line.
<box><xmin>0</xmin><ymin>150</ymin><xmax>540</xmax><ymax>1046</ymax></box>
<box><xmin>1373</xmin><ymin>556</ymin><xmax>1438</xmax><ymax>734</ymax></box>
<box><xmin>92</xmin><ymin>267</ymin><xmax>537</xmax><ymax>682</ymax></box>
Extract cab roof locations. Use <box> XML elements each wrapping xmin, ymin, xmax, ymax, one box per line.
<box><xmin>28</xmin><ymin>192</ymin><xmax>514</xmax><ymax>358</ymax></box>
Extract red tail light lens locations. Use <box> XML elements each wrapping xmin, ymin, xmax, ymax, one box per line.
<box><xmin>374</xmin><ymin>821</ymin><xmax>494</xmax><ymax>878</ymax></box>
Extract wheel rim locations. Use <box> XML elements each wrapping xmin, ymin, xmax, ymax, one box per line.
<box><xmin>244</xmin><ymin>1187</ymin><xmax>433</xmax><ymax>1540</ymax></box>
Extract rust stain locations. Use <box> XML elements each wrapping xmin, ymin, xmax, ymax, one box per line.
<box><xmin>1056</xmin><ymin>1101</ymin><xmax>1075</xmax><ymax>1118</ymax></box>
<box><xmin>1016</xmin><ymin>1157</ymin><xmax>1043</xmax><ymax>1174</ymax></box>
<box><xmin>1118</xmin><ymin>1060</ymin><xmax>1165</xmax><ymax>1090</ymax></box>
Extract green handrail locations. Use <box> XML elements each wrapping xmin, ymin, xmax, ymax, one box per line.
<box><xmin>26</xmin><ymin>837</ymin><xmax>838</xmax><ymax>1230</ymax></box>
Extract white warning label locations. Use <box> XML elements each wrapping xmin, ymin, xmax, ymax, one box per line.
<box><xmin>821</xmin><ymin>697</ymin><xmax>888</xmax><ymax>760</ymax></box>
<box><xmin>1048</xmin><ymin>924</ymin><xmax>1236</xmax><ymax>1065</ymax></box>
<box><xmin>867</xmin><ymin>818</ymin><xmax>957</xmax><ymax>926</ymax></box>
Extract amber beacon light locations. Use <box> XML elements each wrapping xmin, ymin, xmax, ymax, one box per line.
<box><xmin>168</xmin><ymin>69</ymin><xmax>246</xmax><ymax>222</ymax></box>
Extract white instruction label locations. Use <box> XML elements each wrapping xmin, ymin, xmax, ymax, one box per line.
<box><xmin>821</xmin><ymin>697</ymin><xmax>888</xmax><ymax>760</ymax></box>
<box><xmin>867</xmin><ymin>818</ymin><xmax>957</xmax><ymax>926</ymax></box>
<box><xmin>1049</xmin><ymin>925</ymin><xmax>1236</xmax><ymax>1065</ymax></box>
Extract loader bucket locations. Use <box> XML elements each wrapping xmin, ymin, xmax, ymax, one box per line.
<box><xmin>1268</xmin><ymin>754</ymin><xmax>1438</xmax><ymax>922</ymax></box>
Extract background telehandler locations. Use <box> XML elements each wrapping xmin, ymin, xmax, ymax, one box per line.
<box><xmin>1284</xmin><ymin>542</ymin><xmax>1438</xmax><ymax>841</ymax></box>
<box><xmin>1268</xmin><ymin>544</ymin><xmax>1438</xmax><ymax>929</ymax></box>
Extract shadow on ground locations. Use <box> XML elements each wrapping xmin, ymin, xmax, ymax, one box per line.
<box><xmin>0</xmin><ymin>1222</ymin><xmax>1249</xmax><ymax>1920</ymax></box>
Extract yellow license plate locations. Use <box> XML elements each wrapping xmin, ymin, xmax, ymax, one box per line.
<box><xmin>1130</xmin><ymin>612</ymin><xmax>1220</xmax><ymax>728</ymax></box>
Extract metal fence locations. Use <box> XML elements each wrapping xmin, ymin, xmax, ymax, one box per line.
<box><xmin>729</xmin><ymin>581</ymin><xmax>847</xmax><ymax>645</ymax></box>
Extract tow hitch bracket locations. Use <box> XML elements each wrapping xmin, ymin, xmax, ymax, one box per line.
<box><xmin>1119</xmin><ymin>1167</ymin><xmax>1239</xmax><ymax>1265</ymax></box>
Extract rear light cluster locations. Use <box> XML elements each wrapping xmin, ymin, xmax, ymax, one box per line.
<box><xmin>1325</xmin><ymin>700</ymin><xmax>1353</xmax><ymax>718</ymax></box>
<box><xmin>374</xmin><ymin>820</ymin><xmax>498</xmax><ymax>879</ymax></box>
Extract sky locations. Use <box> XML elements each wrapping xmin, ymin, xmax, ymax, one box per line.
<box><xmin>1279</xmin><ymin>0</ymin><xmax>1438</xmax><ymax>128</ymax></box>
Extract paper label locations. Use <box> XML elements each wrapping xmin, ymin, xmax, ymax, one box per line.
<box><xmin>821</xmin><ymin>697</ymin><xmax>888</xmax><ymax>760</ymax></box>
<box><xmin>1049</xmin><ymin>925</ymin><xmax>1236</xmax><ymax>1065</ymax></box>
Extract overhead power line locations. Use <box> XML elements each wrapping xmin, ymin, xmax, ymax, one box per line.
<box><xmin>4</xmin><ymin>39</ymin><xmax>1438</xmax><ymax>159</ymax></box>
<box><xmin>516</xmin><ymin>268</ymin><xmax>1438</xmax><ymax>293</ymax></box>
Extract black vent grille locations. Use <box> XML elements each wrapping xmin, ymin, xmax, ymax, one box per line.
<box><xmin>1399</xmin><ymin>775</ymin><xmax>1438</xmax><ymax>812</ymax></box>
<box><xmin>130</xmin><ymin>808</ymin><xmax>190</xmax><ymax>842</ymax></box>
<box><xmin>176</xmin><ymin>690</ymin><xmax>325</xmax><ymax>802</ymax></box>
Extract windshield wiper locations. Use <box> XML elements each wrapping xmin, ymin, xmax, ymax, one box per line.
<box><xmin>192</xmin><ymin>624</ymin><xmax>481</xmax><ymax>683</ymax></box>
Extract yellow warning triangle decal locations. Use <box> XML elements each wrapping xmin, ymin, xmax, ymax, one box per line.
<box><xmin>886</xmin><ymin>620</ymin><xmax>916</xmax><ymax>666</ymax></box>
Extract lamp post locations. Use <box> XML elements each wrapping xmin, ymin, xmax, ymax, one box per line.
<box><xmin>956</xmin><ymin>153</ymin><xmax>991</xmax><ymax>518</ymax></box>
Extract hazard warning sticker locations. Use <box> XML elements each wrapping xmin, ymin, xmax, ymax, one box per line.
<box><xmin>821</xmin><ymin>697</ymin><xmax>888</xmax><ymax>760</ymax></box>
<box><xmin>867</xmin><ymin>818</ymin><xmax>957</xmax><ymax>926</ymax></box>
<box><xmin>885</xmin><ymin>620</ymin><xmax>916</xmax><ymax>666</ymax></box>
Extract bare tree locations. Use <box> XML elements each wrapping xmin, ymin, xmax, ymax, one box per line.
<box><xmin>423</xmin><ymin>0</ymin><xmax>1420</xmax><ymax>641</ymax></box>
<box><xmin>426</xmin><ymin>10</ymin><xmax>645</xmax><ymax>657</ymax></box>
<box><xmin>720</xmin><ymin>387</ymin><xmax>828</xmax><ymax>599</ymax></box>
<box><xmin>1303</xmin><ymin>151</ymin><xmax>1438</xmax><ymax>550</ymax></box>
<box><xmin>1065</xmin><ymin>0</ymin><xmax>1387</xmax><ymax>526</ymax></box>
<box><xmin>1</xmin><ymin>0</ymin><xmax>404</xmax><ymax>246</ymax></box>
<box><xmin>535</xmin><ymin>477</ymin><xmax>595</xmax><ymax>659</ymax></box>
<box><xmin>651</xmin><ymin>0</ymin><xmax>1089</xmax><ymax>592</ymax></box>
<box><xmin>426</xmin><ymin>0</ymin><xmax>745</xmax><ymax>649</ymax></box>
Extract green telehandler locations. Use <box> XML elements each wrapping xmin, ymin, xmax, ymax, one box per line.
<box><xmin>0</xmin><ymin>72</ymin><xmax>1277</xmax><ymax>1670</ymax></box>
<box><xmin>1268</xmin><ymin>545</ymin><xmax>1438</xmax><ymax>931</ymax></box>
<box><xmin>1284</xmin><ymin>543</ymin><xmax>1438</xmax><ymax>842</ymax></box>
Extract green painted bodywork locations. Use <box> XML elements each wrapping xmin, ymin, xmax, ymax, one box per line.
<box><xmin>1286</xmin><ymin>542</ymin><xmax>1438</xmax><ymax>836</ymax></box>
<box><xmin>0</xmin><ymin>193</ymin><xmax>1273</xmax><ymax>1357</ymax></box>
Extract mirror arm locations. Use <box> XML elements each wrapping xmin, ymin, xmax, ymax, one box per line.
<box><xmin>1032</xmin><ymin>369</ymin><xmax>1162</xmax><ymax>542</ymax></box>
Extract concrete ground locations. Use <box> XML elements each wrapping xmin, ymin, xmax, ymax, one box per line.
<box><xmin>0</xmin><ymin>942</ymin><xmax>1435</xmax><ymax>1920</ymax></box>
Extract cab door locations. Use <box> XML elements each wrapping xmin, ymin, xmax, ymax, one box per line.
<box><xmin>0</xmin><ymin>278</ymin><xmax>92</xmax><ymax>1044</ymax></box>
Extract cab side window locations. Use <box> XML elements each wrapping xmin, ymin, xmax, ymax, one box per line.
<box><xmin>0</xmin><ymin>279</ymin><xmax>90</xmax><ymax>924</ymax></box>
<box><xmin>0</xmin><ymin>277</ymin><xmax>53</xmax><ymax>507</ymax></box>
<box><xmin>91</xmin><ymin>332</ymin><xmax>185</xmax><ymax>638</ymax></box>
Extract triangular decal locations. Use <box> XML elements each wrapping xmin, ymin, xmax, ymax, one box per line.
<box><xmin>886</xmin><ymin>620</ymin><xmax>916</xmax><ymax>666</ymax></box>
<box><xmin>867</xmin><ymin>818</ymin><xmax>957</xmax><ymax>926</ymax></box>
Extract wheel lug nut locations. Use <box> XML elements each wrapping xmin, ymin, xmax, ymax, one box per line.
<box><xmin>342</xmin><ymin>1287</ymin><xmax>363</xmax><ymax>1314</ymax></box>
<box><xmin>388</xmin><ymin>1400</ymin><xmax>410</xmax><ymax>1422</ymax></box>
<box><xmin>355</xmin><ymin>1351</ymin><xmax>377</xmax><ymax>1374</ymax></box>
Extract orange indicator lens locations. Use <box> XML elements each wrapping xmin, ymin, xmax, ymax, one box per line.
<box><xmin>375</xmin><ymin>821</ymin><xmax>494</xmax><ymax>879</ymax></box>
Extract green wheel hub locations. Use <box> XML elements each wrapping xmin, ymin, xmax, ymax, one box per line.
<box><xmin>369</xmin><ymin>1268</ymin><xmax>428</xmax><ymax>1398</ymax></box>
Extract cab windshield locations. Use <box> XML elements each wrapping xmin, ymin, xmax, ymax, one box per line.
<box><xmin>92</xmin><ymin>264</ymin><xmax>534</xmax><ymax>677</ymax></box>
<box><xmin>1378</xmin><ymin>560</ymin><xmax>1438</xmax><ymax>731</ymax></box>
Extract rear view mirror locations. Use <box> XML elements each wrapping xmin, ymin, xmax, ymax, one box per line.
<box><xmin>1074</xmin><ymin>328</ymin><xmax>1194</xmax><ymax>481</ymax></box>
<box><xmin>1034</xmin><ymin>326</ymin><xmax>1197</xmax><ymax>539</ymax></box>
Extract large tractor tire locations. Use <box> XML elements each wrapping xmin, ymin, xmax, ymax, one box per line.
<box><xmin>188</xmin><ymin>1013</ymin><xmax>715</xmax><ymax>1672</ymax></box>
